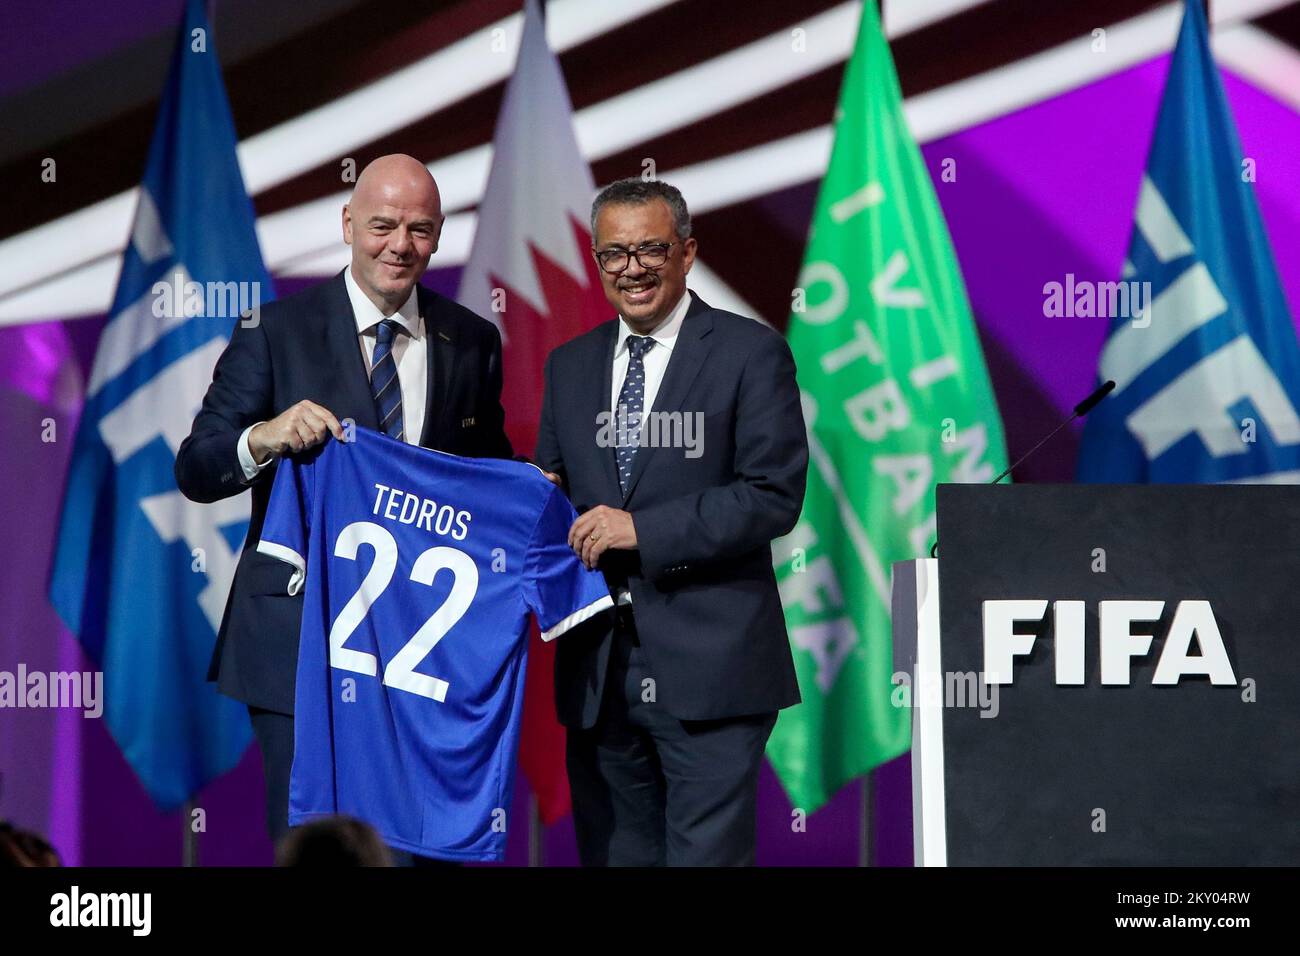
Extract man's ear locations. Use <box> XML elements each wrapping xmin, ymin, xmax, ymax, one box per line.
<box><xmin>342</xmin><ymin>203</ymin><xmax>353</xmax><ymax>244</ymax></box>
<box><xmin>682</xmin><ymin>236</ymin><xmax>698</xmax><ymax>273</ymax></box>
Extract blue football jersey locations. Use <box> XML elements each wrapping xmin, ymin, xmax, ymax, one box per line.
<box><xmin>256</xmin><ymin>426</ymin><xmax>612</xmax><ymax>861</ymax></box>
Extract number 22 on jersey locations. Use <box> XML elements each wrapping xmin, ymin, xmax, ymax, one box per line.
<box><xmin>328</xmin><ymin>520</ymin><xmax>479</xmax><ymax>702</ymax></box>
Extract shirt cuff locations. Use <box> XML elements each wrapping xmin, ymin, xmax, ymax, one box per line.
<box><xmin>238</xmin><ymin>422</ymin><xmax>273</xmax><ymax>482</ymax></box>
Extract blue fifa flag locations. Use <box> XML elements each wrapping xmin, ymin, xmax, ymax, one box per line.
<box><xmin>1078</xmin><ymin>0</ymin><xmax>1300</xmax><ymax>483</ymax></box>
<box><xmin>48</xmin><ymin>0</ymin><xmax>271</xmax><ymax>809</ymax></box>
<box><xmin>258</xmin><ymin>428</ymin><xmax>613</xmax><ymax>861</ymax></box>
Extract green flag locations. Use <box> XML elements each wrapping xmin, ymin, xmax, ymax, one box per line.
<box><xmin>768</xmin><ymin>0</ymin><xmax>1009</xmax><ymax>813</ymax></box>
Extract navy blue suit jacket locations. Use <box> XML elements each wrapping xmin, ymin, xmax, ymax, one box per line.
<box><xmin>535</xmin><ymin>290</ymin><xmax>807</xmax><ymax>727</ymax></box>
<box><xmin>174</xmin><ymin>271</ymin><xmax>512</xmax><ymax>714</ymax></box>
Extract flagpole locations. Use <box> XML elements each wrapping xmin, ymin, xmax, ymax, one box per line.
<box><xmin>858</xmin><ymin>773</ymin><xmax>875</xmax><ymax>866</ymax></box>
<box><xmin>858</xmin><ymin>0</ymin><xmax>882</xmax><ymax>876</ymax></box>
<box><xmin>191</xmin><ymin>0</ymin><xmax>218</xmax><ymax>872</ymax></box>
<box><xmin>528</xmin><ymin>794</ymin><xmax>543</xmax><ymax>866</ymax></box>
<box><xmin>182</xmin><ymin>799</ymin><xmax>198</xmax><ymax>867</ymax></box>
<box><xmin>520</xmin><ymin>0</ymin><xmax>545</xmax><ymax>847</ymax></box>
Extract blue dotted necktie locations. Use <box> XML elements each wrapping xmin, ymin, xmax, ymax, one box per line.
<box><xmin>370</xmin><ymin>319</ymin><xmax>405</xmax><ymax>441</ymax></box>
<box><xmin>615</xmin><ymin>335</ymin><xmax>655</xmax><ymax>494</ymax></box>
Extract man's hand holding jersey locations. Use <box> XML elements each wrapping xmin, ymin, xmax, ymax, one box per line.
<box><xmin>568</xmin><ymin>504</ymin><xmax>637</xmax><ymax>569</ymax></box>
<box><xmin>248</xmin><ymin>400</ymin><xmax>346</xmax><ymax>464</ymax></box>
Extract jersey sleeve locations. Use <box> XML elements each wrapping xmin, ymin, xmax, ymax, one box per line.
<box><xmin>255</xmin><ymin>451</ymin><xmax>316</xmax><ymax>596</ymax></box>
<box><xmin>524</xmin><ymin>484</ymin><xmax>614</xmax><ymax>642</ymax></box>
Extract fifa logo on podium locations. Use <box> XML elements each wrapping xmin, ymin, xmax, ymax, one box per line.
<box><xmin>981</xmin><ymin>599</ymin><xmax>1237</xmax><ymax>686</ymax></box>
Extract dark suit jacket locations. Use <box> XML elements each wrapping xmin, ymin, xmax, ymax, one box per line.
<box><xmin>174</xmin><ymin>270</ymin><xmax>512</xmax><ymax>714</ymax></box>
<box><xmin>536</xmin><ymin>290</ymin><xmax>808</xmax><ymax>728</ymax></box>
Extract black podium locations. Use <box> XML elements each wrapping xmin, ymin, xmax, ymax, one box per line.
<box><xmin>893</xmin><ymin>483</ymin><xmax>1300</xmax><ymax>866</ymax></box>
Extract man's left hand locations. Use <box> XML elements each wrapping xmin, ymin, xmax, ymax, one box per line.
<box><xmin>569</xmin><ymin>505</ymin><xmax>637</xmax><ymax>569</ymax></box>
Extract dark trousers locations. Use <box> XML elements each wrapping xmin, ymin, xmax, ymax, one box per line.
<box><xmin>247</xmin><ymin>705</ymin><xmax>294</xmax><ymax>843</ymax></box>
<box><xmin>566</xmin><ymin>613</ymin><xmax>777</xmax><ymax>866</ymax></box>
<box><xmin>246</xmin><ymin>705</ymin><xmax>456</xmax><ymax>867</ymax></box>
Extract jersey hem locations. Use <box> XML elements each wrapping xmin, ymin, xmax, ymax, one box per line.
<box><xmin>256</xmin><ymin>539</ymin><xmax>306</xmax><ymax>595</ymax></box>
<box><xmin>540</xmin><ymin>593</ymin><xmax>615</xmax><ymax>642</ymax></box>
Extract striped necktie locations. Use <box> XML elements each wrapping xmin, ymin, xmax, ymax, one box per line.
<box><xmin>370</xmin><ymin>319</ymin><xmax>405</xmax><ymax>441</ymax></box>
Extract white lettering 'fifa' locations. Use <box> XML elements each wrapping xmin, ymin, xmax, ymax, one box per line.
<box><xmin>98</xmin><ymin>336</ymin><xmax>246</xmax><ymax>634</ymax></box>
<box><xmin>139</xmin><ymin>491</ymin><xmax>247</xmax><ymax>632</ymax></box>
<box><xmin>791</xmin><ymin>618</ymin><xmax>858</xmax><ymax>694</ymax></box>
<box><xmin>1126</xmin><ymin>335</ymin><xmax>1300</xmax><ymax>459</ymax></box>
<box><xmin>98</xmin><ymin>336</ymin><xmax>227</xmax><ymax>463</ymax></box>
<box><xmin>1102</xmin><ymin>179</ymin><xmax>1300</xmax><ymax>464</ymax></box>
<box><xmin>983</xmin><ymin>599</ymin><xmax>1236</xmax><ymax>686</ymax></box>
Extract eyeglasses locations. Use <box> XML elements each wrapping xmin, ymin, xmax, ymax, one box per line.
<box><xmin>593</xmin><ymin>242</ymin><xmax>675</xmax><ymax>275</ymax></box>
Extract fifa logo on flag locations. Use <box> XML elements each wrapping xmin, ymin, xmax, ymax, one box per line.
<box><xmin>1079</xmin><ymin>1</ymin><xmax>1300</xmax><ymax>487</ymax></box>
<box><xmin>48</xmin><ymin>0</ymin><xmax>267</xmax><ymax>809</ymax></box>
<box><xmin>84</xmin><ymin>191</ymin><xmax>254</xmax><ymax>633</ymax></box>
<box><xmin>1095</xmin><ymin>177</ymin><xmax>1300</xmax><ymax>469</ymax></box>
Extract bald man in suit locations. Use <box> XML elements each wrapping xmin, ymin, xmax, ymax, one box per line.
<box><xmin>176</xmin><ymin>155</ymin><xmax>512</xmax><ymax>849</ymax></box>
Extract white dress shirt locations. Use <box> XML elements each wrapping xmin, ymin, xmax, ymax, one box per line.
<box><xmin>238</xmin><ymin>268</ymin><xmax>428</xmax><ymax>480</ymax></box>
<box><xmin>610</xmin><ymin>290</ymin><xmax>689</xmax><ymax>415</ymax></box>
<box><xmin>608</xmin><ymin>290</ymin><xmax>690</xmax><ymax>604</ymax></box>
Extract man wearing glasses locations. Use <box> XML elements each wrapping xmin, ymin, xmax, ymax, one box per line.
<box><xmin>536</xmin><ymin>178</ymin><xmax>809</xmax><ymax>865</ymax></box>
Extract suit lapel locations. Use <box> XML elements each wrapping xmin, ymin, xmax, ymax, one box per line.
<box><xmin>419</xmin><ymin>287</ymin><xmax>454</xmax><ymax>447</ymax></box>
<box><xmin>594</xmin><ymin>321</ymin><xmax>621</xmax><ymax>500</ymax></box>
<box><xmin>324</xmin><ymin>271</ymin><xmax>380</xmax><ymax>432</ymax></box>
<box><xmin>621</xmin><ymin>291</ymin><xmax>713</xmax><ymax>504</ymax></box>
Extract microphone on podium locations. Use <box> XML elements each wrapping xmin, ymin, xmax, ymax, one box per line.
<box><xmin>987</xmin><ymin>379</ymin><xmax>1116</xmax><ymax>486</ymax></box>
<box><xmin>928</xmin><ymin>380</ymin><xmax>1115</xmax><ymax>558</ymax></box>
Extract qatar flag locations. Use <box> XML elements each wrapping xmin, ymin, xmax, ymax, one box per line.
<box><xmin>457</xmin><ymin>0</ymin><xmax>609</xmax><ymax>824</ymax></box>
